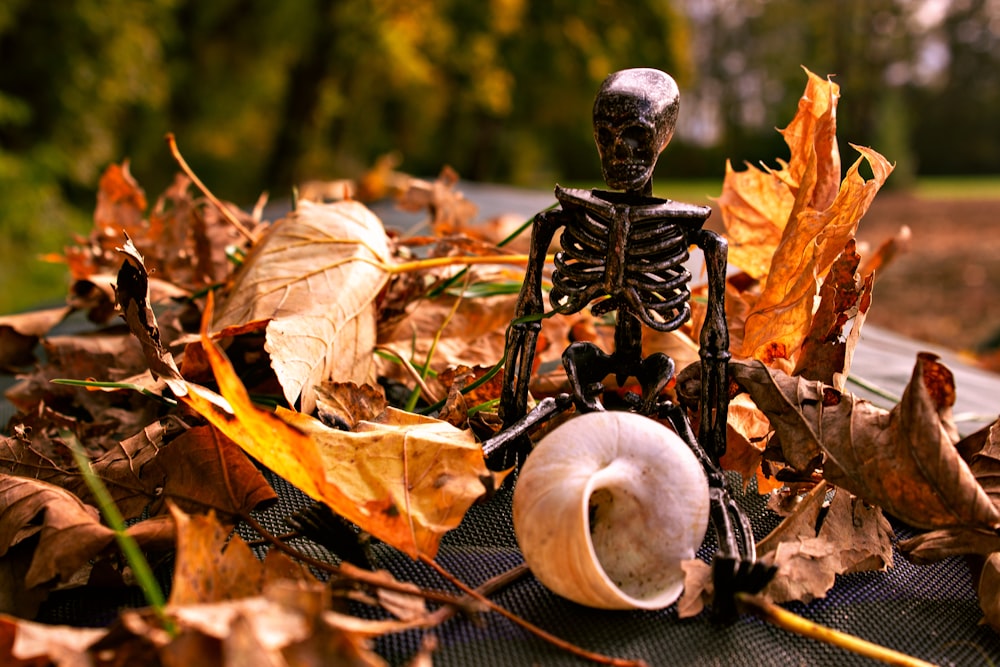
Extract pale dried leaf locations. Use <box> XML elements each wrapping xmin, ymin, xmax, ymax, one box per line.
<box><xmin>677</xmin><ymin>559</ymin><xmax>713</xmax><ymax>619</ymax></box>
<box><xmin>213</xmin><ymin>200</ymin><xmax>392</xmax><ymax>413</ymax></box>
<box><xmin>2</xmin><ymin>614</ymin><xmax>105</xmax><ymax>667</ymax></box>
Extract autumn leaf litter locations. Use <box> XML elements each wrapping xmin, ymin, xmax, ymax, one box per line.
<box><xmin>1</xmin><ymin>69</ymin><xmax>999</xmax><ymax>664</ymax></box>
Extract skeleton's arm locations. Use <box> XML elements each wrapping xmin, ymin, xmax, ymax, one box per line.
<box><xmin>693</xmin><ymin>229</ymin><xmax>730</xmax><ymax>462</ymax></box>
<box><xmin>494</xmin><ymin>208</ymin><xmax>567</xmax><ymax>464</ymax></box>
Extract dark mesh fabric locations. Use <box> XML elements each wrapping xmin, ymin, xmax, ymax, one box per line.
<box><xmin>22</xmin><ymin>438</ymin><xmax>1000</xmax><ymax>665</ymax></box>
<box><xmin>41</xmin><ymin>464</ymin><xmax>994</xmax><ymax>666</ymax></box>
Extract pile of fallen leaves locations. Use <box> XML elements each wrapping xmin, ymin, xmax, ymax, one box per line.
<box><xmin>1</xmin><ymin>69</ymin><xmax>998</xmax><ymax>665</ymax></box>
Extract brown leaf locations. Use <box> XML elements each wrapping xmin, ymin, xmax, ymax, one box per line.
<box><xmin>731</xmin><ymin>355</ymin><xmax>1000</xmax><ymax>531</ymax></box>
<box><xmin>212</xmin><ymin>200</ymin><xmax>392</xmax><ymax>413</ymax></box>
<box><xmin>900</xmin><ymin>420</ymin><xmax>1000</xmax><ymax>562</ymax></box>
<box><xmin>677</xmin><ymin>559</ymin><xmax>713</xmax><ymax>619</ymax></box>
<box><xmin>114</xmin><ymin>237</ymin><xmax>183</xmax><ymax>382</ymax></box>
<box><xmin>718</xmin><ymin>69</ymin><xmax>841</xmax><ymax>281</ymax></box>
<box><xmin>0</xmin><ymin>307</ymin><xmax>72</xmax><ymax>370</ymax></box>
<box><xmin>377</xmin><ymin>294</ymin><xmax>514</xmax><ymax>399</ymax></box>
<box><xmin>979</xmin><ymin>552</ymin><xmax>1000</xmax><ymax>632</ymax></box>
<box><xmin>0</xmin><ymin>475</ymin><xmax>124</xmax><ymax>590</ymax></box>
<box><xmin>758</xmin><ymin>483</ymin><xmax>892</xmax><ymax>604</ymax></box>
<box><xmin>167</xmin><ymin>504</ymin><xmax>263</xmax><ymax>606</ymax></box>
<box><xmin>1</xmin><ymin>423</ymin><xmax>275</xmax><ymax>523</ymax></box>
<box><xmin>858</xmin><ymin>224</ymin><xmax>911</xmax><ymax>278</ymax></box>
<box><xmin>735</xmin><ymin>146</ymin><xmax>892</xmax><ymax>364</ymax></box>
<box><xmin>718</xmin><ymin>394</ymin><xmax>776</xmax><ymax>492</ymax></box>
<box><xmin>315</xmin><ymin>382</ymin><xmax>388</xmax><ymax>431</ymax></box>
<box><xmin>719</xmin><ymin>69</ymin><xmax>893</xmax><ymax>365</ymax></box>
<box><xmin>395</xmin><ymin>166</ymin><xmax>478</xmax><ymax>235</ymax></box>
<box><xmin>793</xmin><ymin>239</ymin><xmax>874</xmax><ymax>389</ymax></box>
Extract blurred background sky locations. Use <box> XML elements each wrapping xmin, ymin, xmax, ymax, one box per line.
<box><xmin>1</xmin><ymin>0</ymin><xmax>998</xmax><ymax>312</ymax></box>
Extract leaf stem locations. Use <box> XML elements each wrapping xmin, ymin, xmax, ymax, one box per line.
<box><xmin>165</xmin><ymin>133</ymin><xmax>255</xmax><ymax>243</ymax></box>
<box><xmin>420</xmin><ymin>555</ymin><xmax>648</xmax><ymax>667</ymax></box>
<box><xmin>238</xmin><ymin>510</ymin><xmax>479</xmax><ymax>613</ymax></box>
<box><xmin>736</xmin><ymin>593</ymin><xmax>937</xmax><ymax>667</ymax></box>
<box><xmin>61</xmin><ymin>430</ymin><xmax>174</xmax><ymax>634</ymax></box>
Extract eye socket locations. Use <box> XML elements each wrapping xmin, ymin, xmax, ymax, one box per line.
<box><xmin>596</xmin><ymin>126</ymin><xmax>615</xmax><ymax>148</ymax></box>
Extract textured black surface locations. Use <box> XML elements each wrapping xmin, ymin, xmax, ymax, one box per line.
<box><xmin>28</xmin><ymin>459</ymin><xmax>1000</xmax><ymax>665</ymax></box>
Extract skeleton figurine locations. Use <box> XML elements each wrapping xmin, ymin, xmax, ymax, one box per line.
<box><xmin>483</xmin><ymin>68</ymin><xmax>772</xmax><ymax>616</ymax></box>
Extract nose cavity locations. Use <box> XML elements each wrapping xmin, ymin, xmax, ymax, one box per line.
<box><xmin>621</xmin><ymin>125</ymin><xmax>652</xmax><ymax>159</ymax></box>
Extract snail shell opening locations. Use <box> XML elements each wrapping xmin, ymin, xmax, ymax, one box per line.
<box><xmin>513</xmin><ymin>411</ymin><xmax>710</xmax><ymax>610</ymax></box>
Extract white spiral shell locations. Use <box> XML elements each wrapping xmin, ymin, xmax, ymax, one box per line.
<box><xmin>512</xmin><ymin>411</ymin><xmax>710</xmax><ymax>610</ymax></box>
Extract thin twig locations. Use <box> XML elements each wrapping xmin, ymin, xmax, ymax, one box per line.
<box><xmin>165</xmin><ymin>133</ymin><xmax>255</xmax><ymax>243</ymax></box>
<box><xmin>239</xmin><ymin>510</ymin><xmax>477</xmax><ymax>613</ymax></box>
<box><xmin>736</xmin><ymin>593</ymin><xmax>938</xmax><ymax>667</ymax></box>
<box><xmin>375</xmin><ymin>345</ymin><xmax>443</xmax><ymax>404</ymax></box>
<box><xmin>423</xmin><ymin>563</ymin><xmax>531</xmax><ymax>626</ymax></box>
<box><xmin>420</xmin><ymin>555</ymin><xmax>648</xmax><ymax>667</ymax></box>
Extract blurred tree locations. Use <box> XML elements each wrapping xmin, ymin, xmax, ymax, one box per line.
<box><xmin>1</xmin><ymin>0</ymin><xmax>999</xmax><ymax>315</ymax></box>
<box><xmin>910</xmin><ymin>0</ymin><xmax>1000</xmax><ymax>175</ymax></box>
<box><xmin>0</xmin><ymin>0</ymin><xmax>174</xmax><ymax>312</ymax></box>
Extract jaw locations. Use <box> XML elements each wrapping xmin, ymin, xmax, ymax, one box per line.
<box><xmin>602</xmin><ymin>162</ymin><xmax>654</xmax><ymax>194</ymax></box>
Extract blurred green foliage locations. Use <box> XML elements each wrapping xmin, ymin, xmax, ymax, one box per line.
<box><xmin>1</xmin><ymin>0</ymin><xmax>999</xmax><ymax>314</ymax></box>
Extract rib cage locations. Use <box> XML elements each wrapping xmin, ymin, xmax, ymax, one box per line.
<box><xmin>550</xmin><ymin>211</ymin><xmax>693</xmax><ymax>332</ymax></box>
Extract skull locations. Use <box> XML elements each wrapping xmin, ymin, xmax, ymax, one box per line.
<box><xmin>593</xmin><ymin>69</ymin><xmax>679</xmax><ymax>194</ymax></box>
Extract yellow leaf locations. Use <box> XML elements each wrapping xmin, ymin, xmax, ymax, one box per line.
<box><xmin>718</xmin><ymin>69</ymin><xmax>893</xmax><ymax>364</ymax></box>
<box><xmin>177</xmin><ymin>297</ymin><xmax>497</xmax><ymax>559</ymax></box>
<box><xmin>279</xmin><ymin>406</ymin><xmax>493</xmax><ymax>558</ymax></box>
<box><xmin>213</xmin><ymin>200</ymin><xmax>392</xmax><ymax>413</ymax></box>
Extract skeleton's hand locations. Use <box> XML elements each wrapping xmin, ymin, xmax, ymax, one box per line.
<box><xmin>562</xmin><ymin>341</ymin><xmax>611</xmax><ymax>413</ymax></box>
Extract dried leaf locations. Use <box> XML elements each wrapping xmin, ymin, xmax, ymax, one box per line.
<box><xmin>719</xmin><ymin>69</ymin><xmax>893</xmax><ymax>365</ymax></box>
<box><xmin>900</xmin><ymin>420</ymin><xmax>1000</xmax><ymax>562</ymax></box>
<box><xmin>718</xmin><ymin>394</ymin><xmax>776</xmax><ymax>492</ymax></box>
<box><xmin>176</xmin><ymin>304</ymin><xmax>498</xmax><ymax>558</ymax></box>
<box><xmin>115</xmin><ymin>237</ymin><xmax>183</xmax><ymax>383</ymax></box>
<box><xmin>758</xmin><ymin>482</ymin><xmax>892</xmax><ymax>604</ymax></box>
<box><xmin>315</xmin><ymin>382</ymin><xmax>388</xmax><ymax>431</ymax></box>
<box><xmin>677</xmin><ymin>559</ymin><xmax>713</xmax><ymax>619</ymax></box>
<box><xmin>377</xmin><ymin>294</ymin><xmax>514</xmax><ymax>399</ymax></box>
<box><xmin>395</xmin><ymin>166</ymin><xmax>478</xmax><ymax>235</ymax></box>
<box><xmin>0</xmin><ymin>307</ymin><xmax>71</xmax><ymax>369</ymax></box>
<box><xmin>718</xmin><ymin>69</ymin><xmax>842</xmax><ymax>281</ymax></box>
<box><xmin>213</xmin><ymin>199</ymin><xmax>392</xmax><ymax>413</ymax></box>
<box><xmin>168</xmin><ymin>504</ymin><xmax>263</xmax><ymax>606</ymax></box>
<box><xmin>0</xmin><ymin>475</ymin><xmax>115</xmax><ymax>589</ymax></box>
<box><xmin>979</xmin><ymin>552</ymin><xmax>1000</xmax><ymax>632</ymax></box>
<box><xmin>735</xmin><ymin>146</ymin><xmax>892</xmax><ymax>364</ymax></box>
<box><xmin>282</xmin><ymin>406</ymin><xmax>495</xmax><ymax>559</ymax></box>
<box><xmin>731</xmin><ymin>355</ymin><xmax>1000</xmax><ymax>531</ymax></box>
<box><xmin>0</xmin><ymin>614</ymin><xmax>105</xmax><ymax>667</ymax></box>
<box><xmin>1</xmin><ymin>424</ymin><xmax>275</xmax><ymax>522</ymax></box>
<box><xmin>792</xmin><ymin>239</ymin><xmax>873</xmax><ymax>390</ymax></box>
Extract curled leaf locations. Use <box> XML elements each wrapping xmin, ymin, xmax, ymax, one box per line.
<box><xmin>719</xmin><ymin>68</ymin><xmax>893</xmax><ymax>365</ymax></box>
<box><xmin>731</xmin><ymin>354</ymin><xmax>1000</xmax><ymax>531</ymax></box>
